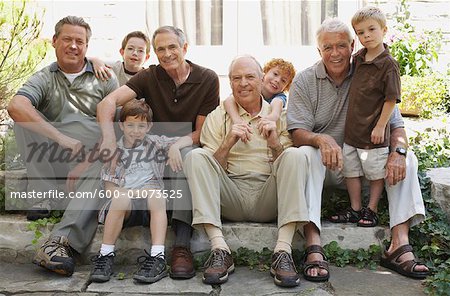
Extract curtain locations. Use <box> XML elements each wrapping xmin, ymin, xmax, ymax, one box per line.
<box><xmin>146</xmin><ymin>0</ymin><xmax>223</xmax><ymax>45</ymax></box>
<box><xmin>260</xmin><ymin>0</ymin><xmax>338</xmax><ymax>46</ymax></box>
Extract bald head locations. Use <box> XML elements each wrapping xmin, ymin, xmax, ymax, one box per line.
<box><xmin>228</xmin><ymin>55</ymin><xmax>264</xmax><ymax>110</ymax></box>
<box><xmin>228</xmin><ymin>55</ymin><xmax>263</xmax><ymax>79</ymax></box>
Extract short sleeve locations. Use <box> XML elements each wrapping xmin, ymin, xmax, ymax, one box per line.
<box><xmin>197</xmin><ymin>70</ymin><xmax>220</xmax><ymax>116</ymax></box>
<box><xmin>272</xmin><ymin>93</ymin><xmax>287</xmax><ymax>108</ymax></box>
<box><xmin>15</xmin><ymin>69</ymin><xmax>50</xmax><ymax>108</ymax></box>
<box><xmin>384</xmin><ymin>63</ymin><xmax>401</xmax><ymax>103</ymax></box>
<box><xmin>287</xmin><ymin>73</ymin><xmax>315</xmax><ymax>132</ymax></box>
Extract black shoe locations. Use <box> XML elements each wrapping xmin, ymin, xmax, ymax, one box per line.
<box><xmin>32</xmin><ymin>236</ymin><xmax>74</xmax><ymax>276</ymax></box>
<box><xmin>89</xmin><ymin>252</ymin><xmax>115</xmax><ymax>282</ymax></box>
<box><xmin>270</xmin><ymin>251</ymin><xmax>300</xmax><ymax>287</ymax></box>
<box><xmin>27</xmin><ymin>200</ymin><xmax>51</xmax><ymax>221</ymax></box>
<box><xmin>133</xmin><ymin>251</ymin><xmax>168</xmax><ymax>284</ymax></box>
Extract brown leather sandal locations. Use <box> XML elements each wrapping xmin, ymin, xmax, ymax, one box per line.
<box><xmin>302</xmin><ymin>245</ymin><xmax>330</xmax><ymax>282</ymax></box>
<box><xmin>380</xmin><ymin>244</ymin><xmax>430</xmax><ymax>279</ymax></box>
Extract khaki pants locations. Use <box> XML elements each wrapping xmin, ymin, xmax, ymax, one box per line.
<box><xmin>283</xmin><ymin>146</ymin><xmax>425</xmax><ymax>230</ymax></box>
<box><xmin>184</xmin><ymin>148</ymin><xmax>308</xmax><ymax>229</ymax></box>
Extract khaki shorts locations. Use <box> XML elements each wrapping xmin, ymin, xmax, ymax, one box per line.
<box><xmin>343</xmin><ymin>143</ymin><xmax>389</xmax><ymax>180</ymax></box>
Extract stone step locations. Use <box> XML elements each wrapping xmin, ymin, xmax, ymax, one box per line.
<box><xmin>0</xmin><ymin>214</ymin><xmax>389</xmax><ymax>264</ymax></box>
<box><xmin>426</xmin><ymin>168</ymin><xmax>450</xmax><ymax>219</ymax></box>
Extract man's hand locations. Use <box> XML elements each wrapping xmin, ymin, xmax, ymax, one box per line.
<box><xmin>167</xmin><ymin>145</ymin><xmax>183</xmax><ymax>173</ymax></box>
<box><xmin>99</xmin><ymin>139</ymin><xmax>120</xmax><ymax>172</ymax></box>
<box><xmin>257</xmin><ymin>118</ymin><xmax>276</xmax><ymax>139</ymax></box>
<box><xmin>259</xmin><ymin>118</ymin><xmax>278</xmax><ymax>144</ymax></box>
<box><xmin>229</xmin><ymin>122</ymin><xmax>252</xmax><ymax>144</ymax></box>
<box><xmin>213</xmin><ymin>122</ymin><xmax>251</xmax><ymax>170</ymax></box>
<box><xmin>58</xmin><ymin>135</ymin><xmax>83</xmax><ymax>157</ymax></box>
<box><xmin>66</xmin><ymin>161</ymin><xmax>91</xmax><ymax>192</ymax></box>
<box><xmin>371</xmin><ymin>125</ymin><xmax>385</xmax><ymax>144</ymax></box>
<box><xmin>315</xmin><ymin>134</ymin><xmax>343</xmax><ymax>171</ymax></box>
<box><xmin>386</xmin><ymin>151</ymin><xmax>406</xmax><ymax>186</ymax></box>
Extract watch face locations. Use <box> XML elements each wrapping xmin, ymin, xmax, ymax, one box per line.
<box><xmin>396</xmin><ymin>147</ymin><xmax>407</xmax><ymax>155</ymax></box>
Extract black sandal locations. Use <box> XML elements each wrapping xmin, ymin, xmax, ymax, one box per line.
<box><xmin>329</xmin><ymin>207</ymin><xmax>361</xmax><ymax>223</ymax></box>
<box><xmin>357</xmin><ymin>207</ymin><xmax>379</xmax><ymax>227</ymax></box>
<box><xmin>302</xmin><ymin>245</ymin><xmax>330</xmax><ymax>282</ymax></box>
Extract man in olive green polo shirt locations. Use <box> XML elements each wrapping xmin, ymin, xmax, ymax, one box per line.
<box><xmin>7</xmin><ymin>16</ymin><xmax>118</xmax><ymax>276</ymax></box>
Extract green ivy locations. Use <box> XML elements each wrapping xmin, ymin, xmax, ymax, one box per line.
<box><xmin>410</xmin><ymin>173</ymin><xmax>450</xmax><ymax>296</ymax></box>
<box><xmin>26</xmin><ymin>213</ymin><xmax>62</xmax><ymax>244</ymax></box>
<box><xmin>409</xmin><ymin>128</ymin><xmax>450</xmax><ymax>171</ymax></box>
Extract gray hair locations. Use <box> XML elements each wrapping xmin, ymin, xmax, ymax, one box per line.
<box><xmin>151</xmin><ymin>26</ymin><xmax>186</xmax><ymax>50</ymax></box>
<box><xmin>54</xmin><ymin>16</ymin><xmax>92</xmax><ymax>43</ymax></box>
<box><xmin>316</xmin><ymin>18</ymin><xmax>353</xmax><ymax>44</ymax></box>
<box><xmin>228</xmin><ymin>55</ymin><xmax>263</xmax><ymax>79</ymax></box>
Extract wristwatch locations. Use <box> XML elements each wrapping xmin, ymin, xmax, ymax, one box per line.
<box><xmin>395</xmin><ymin>147</ymin><xmax>407</xmax><ymax>157</ymax></box>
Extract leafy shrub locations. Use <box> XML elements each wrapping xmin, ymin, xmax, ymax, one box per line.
<box><xmin>0</xmin><ymin>129</ymin><xmax>23</xmax><ymax>170</ymax></box>
<box><xmin>387</xmin><ymin>0</ymin><xmax>442</xmax><ymax>77</ymax></box>
<box><xmin>0</xmin><ymin>0</ymin><xmax>50</xmax><ymax>106</ymax></box>
<box><xmin>399</xmin><ymin>74</ymin><xmax>449</xmax><ymax>118</ymax></box>
<box><xmin>409</xmin><ymin>127</ymin><xmax>450</xmax><ymax>171</ymax></box>
<box><xmin>388</xmin><ymin>29</ymin><xmax>442</xmax><ymax>77</ymax></box>
<box><xmin>410</xmin><ymin>173</ymin><xmax>450</xmax><ymax>296</ymax></box>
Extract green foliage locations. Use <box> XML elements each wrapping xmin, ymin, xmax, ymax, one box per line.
<box><xmin>27</xmin><ymin>215</ymin><xmax>62</xmax><ymax>244</ymax></box>
<box><xmin>387</xmin><ymin>0</ymin><xmax>442</xmax><ymax>76</ymax></box>
<box><xmin>0</xmin><ymin>128</ymin><xmax>23</xmax><ymax>170</ymax></box>
<box><xmin>409</xmin><ymin>173</ymin><xmax>450</xmax><ymax>296</ymax></box>
<box><xmin>0</xmin><ymin>0</ymin><xmax>50</xmax><ymax>106</ymax></box>
<box><xmin>323</xmin><ymin>241</ymin><xmax>380</xmax><ymax>270</ymax></box>
<box><xmin>399</xmin><ymin>74</ymin><xmax>449</xmax><ymax>118</ymax></box>
<box><xmin>233</xmin><ymin>247</ymin><xmax>273</xmax><ymax>271</ymax></box>
<box><xmin>409</xmin><ymin>127</ymin><xmax>450</xmax><ymax>171</ymax></box>
<box><xmin>117</xmin><ymin>272</ymin><xmax>126</xmax><ymax>280</ymax></box>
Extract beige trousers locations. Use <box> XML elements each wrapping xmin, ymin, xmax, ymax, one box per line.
<box><xmin>184</xmin><ymin>146</ymin><xmax>425</xmax><ymax>232</ymax></box>
<box><xmin>184</xmin><ymin>148</ymin><xmax>307</xmax><ymax>229</ymax></box>
<box><xmin>282</xmin><ymin>146</ymin><xmax>425</xmax><ymax>230</ymax></box>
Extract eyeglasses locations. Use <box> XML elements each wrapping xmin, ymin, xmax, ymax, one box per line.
<box><xmin>125</xmin><ymin>47</ymin><xmax>146</xmax><ymax>55</ymax></box>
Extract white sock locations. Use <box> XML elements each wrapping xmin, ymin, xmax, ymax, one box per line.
<box><xmin>100</xmin><ymin>244</ymin><xmax>115</xmax><ymax>256</ymax></box>
<box><xmin>151</xmin><ymin>245</ymin><xmax>165</xmax><ymax>257</ymax></box>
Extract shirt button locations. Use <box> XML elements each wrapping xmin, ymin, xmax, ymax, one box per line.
<box><xmin>174</xmin><ymin>99</ymin><xmax>178</xmax><ymax>103</ymax></box>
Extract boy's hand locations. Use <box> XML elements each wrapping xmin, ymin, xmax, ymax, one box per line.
<box><xmin>94</xmin><ymin>65</ymin><xmax>112</xmax><ymax>81</ymax></box>
<box><xmin>91</xmin><ymin>57</ymin><xmax>112</xmax><ymax>81</ymax></box>
<box><xmin>167</xmin><ymin>145</ymin><xmax>183</xmax><ymax>172</ymax></box>
<box><xmin>371</xmin><ymin>125</ymin><xmax>385</xmax><ymax>144</ymax></box>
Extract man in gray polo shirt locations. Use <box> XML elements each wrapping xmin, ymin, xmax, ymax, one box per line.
<box><xmin>285</xmin><ymin>18</ymin><xmax>429</xmax><ymax>281</ymax></box>
<box><xmin>7</xmin><ymin>16</ymin><xmax>118</xmax><ymax>276</ymax></box>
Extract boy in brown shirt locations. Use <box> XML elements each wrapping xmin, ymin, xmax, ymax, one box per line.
<box><xmin>330</xmin><ymin>6</ymin><xmax>401</xmax><ymax>227</ymax></box>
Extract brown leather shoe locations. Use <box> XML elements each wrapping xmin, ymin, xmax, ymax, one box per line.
<box><xmin>203</xmin><ymin>249</ymin><xmax>235</xmax><ymax>285</ymax></box>
<box><xmin>270</xmin><ymin>251</ymin><xmax>300</xmax><ymax>287</ymax></box>
<box><xmin>169</xmin><ymin>246</ymin><xmax>195</xmax><ymax>279</ymax></box>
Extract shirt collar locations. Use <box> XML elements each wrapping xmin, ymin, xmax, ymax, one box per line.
<box><xmin>235</xmin><ymin>95</ymin><xmax>269</xmax><ymax>119</ymax></box>
<box><xmin>50</xmin><ymin>58</ymin><xmax>94</xmax><ymax>73</ymax></box>
<box><xmin>354</xmin><ymin>43</ymin><xmax>390</xmax><ymax>69</ymax></box>
<box><xmin>315</xmin><ymin>60</ymin><xmax>353</xmax><ymax>83</ymax></box>
<box><xmin>156</xmin><ymin>60</ymin><xmax>201</xmax><ymax>84</ymax></box>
